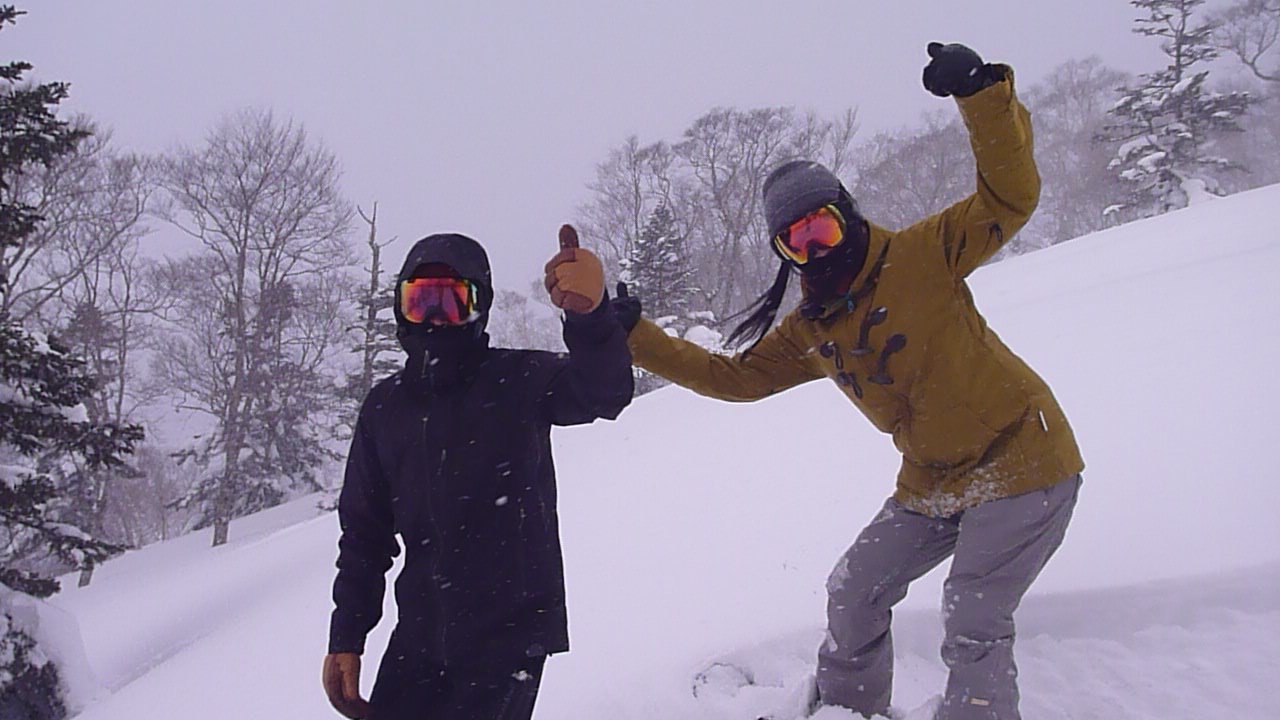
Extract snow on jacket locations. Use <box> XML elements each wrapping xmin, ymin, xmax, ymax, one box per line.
<box><xmin>628</xmin><ymin>69</ymin><xmax>1084</xmax><ymax>517</ymax></box>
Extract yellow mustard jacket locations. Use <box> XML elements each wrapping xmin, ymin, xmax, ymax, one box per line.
<box><xmin>628</xmin><ymin>69</ymin><xmax>1084</xmax><ymax>517</ymax></box>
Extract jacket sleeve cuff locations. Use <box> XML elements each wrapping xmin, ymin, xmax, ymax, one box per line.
<box><xmin>564</xmin><ymin>291</ymin><xmax>611</xmax><ymax>324</ymax></box>
<box><xmin>562</xmin><ymin>292</ymin><xmax>617</xmax><ymax>345</ymax></box>
<box><xmin>955</xmin><ymin>64</ymin><xmax>1016</xmax><ymax>118</ymax></box>
<box><xmin>328</xmin><ymin>616</ymin><xmax>366</xmax><ymax>655</ymax></box>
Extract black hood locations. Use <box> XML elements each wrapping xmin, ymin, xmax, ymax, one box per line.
<box><xmin>393</xmin><ymin>233</ymin><xmax>494</xmax><ymax>330</ymax></box>
<box><xmin>396</xmin><ymin>233</ymin><xmax>492</xmax><ymax>290</ymax></box>
<box><xmin>394</xmin><ymin>233</ymin><xmax>494</xmax><ymax>394</ymax></box>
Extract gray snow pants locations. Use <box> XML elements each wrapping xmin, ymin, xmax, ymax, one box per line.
<box><xmin>816</xmin><ymin>474</ymin><xmax>1081</xmax><ymax>720</ymax></box>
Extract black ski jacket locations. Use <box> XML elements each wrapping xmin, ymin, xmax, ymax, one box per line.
<box><xmin>328</xmin><ymin>301</ymin><xmax>633</xmax><ymax>669</ymax></box>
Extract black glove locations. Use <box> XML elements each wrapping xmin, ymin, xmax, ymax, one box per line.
<box><xmin>922</xmin><ymin>42</ymin><xmax>999</xmax><ymax>98</ymax></box>
<box><xmin>612</xmin><ymin>282</ymin><xmax>641</xmax><ymax>334</ymax></box>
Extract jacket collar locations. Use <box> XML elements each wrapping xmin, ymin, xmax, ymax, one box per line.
<box><xmin>400</xmin><ymin>327</ymin><xmax>491</xmax><ymax>396</ymax></box>
<box><xmin>801</xmin><ymin>223</ymin><xmax>891</xmax><ymax>321</ymax></box>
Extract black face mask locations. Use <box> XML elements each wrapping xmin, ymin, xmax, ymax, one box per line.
<box><xmin>800</xmin><ymin>218</ymin><xmax>870</xmax><ymax>304</ymax></box>
<box><xmin>397</xmin><ymin>322</ymin><xmax>489</xmax><ymax>395</ymax></box>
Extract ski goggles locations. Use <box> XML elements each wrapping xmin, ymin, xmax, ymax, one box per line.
<box><xmin>399</xmin><ymin>277</ymin><xmax>481</xmax><ymax>326</ymax></box>
<box><xmin>771</xmin><ymin>205</ymin><xmax>846</xmax><ymax>265</ymax></box>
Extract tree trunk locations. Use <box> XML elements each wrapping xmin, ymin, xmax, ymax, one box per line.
<box><xmin>359</xmin><ymin>202</ymin><xmax>383</xmax><ymax>397</ymax></box>
<box><xmin>212</xmin><ymin>517</ymin><xmax>229</xmax><ymax>547</ymax></box>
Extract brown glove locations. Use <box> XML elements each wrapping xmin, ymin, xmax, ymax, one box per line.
<box><xmin>322</xmin><ymin>653</ymin><xmax>371</xmax><ymax>719</ymax></box>
<box><xmin>544</xmin><ymin>224</ymin><xmax>605</xmax><ymax>315</ymax></box>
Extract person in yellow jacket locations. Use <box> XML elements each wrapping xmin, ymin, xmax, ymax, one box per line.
<box><xmin>611</xmin><ymin>44</ymin><xmax>1083</xmax><ymax>720</ymax></box>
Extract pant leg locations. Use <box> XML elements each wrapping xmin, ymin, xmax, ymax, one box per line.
<box><xmin>938</xmin><ymin>475</ymin><xmax>1081</xmax><ymax>720</ymax></box>
<box><xmin>443</xmin><ymin>656</ymin><xmax>547</xmax><ymax>720</ymax></box>
<box><xmin>369</xmin><ymin>655</ymin><xmax>545</xmax><ymax>720</ymax></box>
<box><xmin>818</xmin><ymin>498</ymin><xmax>959</xmax><ymax>715</ymax></box>
<box><xmin>368</xmin><ymin>655</ymin><xmax>448</xmax><ymax>720</ymax></box>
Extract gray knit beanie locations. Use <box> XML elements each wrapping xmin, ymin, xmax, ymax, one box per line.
<box><xmin>762</xmin><ymin>160</ymin><xmax>847</xmax><ymax>238</ymax></box>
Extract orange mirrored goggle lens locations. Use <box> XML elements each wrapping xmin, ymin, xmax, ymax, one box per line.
<box><xmin>399</xmin><ymin>277</ymin><xmax>479</xmax><ymax>326</ymax></box>
<box><xmin>772</xmin><ymin>205</ymin><xmax>846</xmax><ymax>265</ymax></box>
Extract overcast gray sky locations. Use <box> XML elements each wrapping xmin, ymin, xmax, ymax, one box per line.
<box><xmin>12</xmin><ymin>1</ymin><xmax>1169</xmax><ymax>293</ymax></box>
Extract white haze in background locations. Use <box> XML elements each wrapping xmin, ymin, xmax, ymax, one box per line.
<box><xmin>9</xmin><ymin>0</ymin><xmax>1183</xmax><ymax>292</ymax></box>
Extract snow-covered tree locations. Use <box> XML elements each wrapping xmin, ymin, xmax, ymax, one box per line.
<box><xmin>1022</xmin><ymin>57</ymin><xmax>1132</xmax><ymax>248</ymax></box>
<box><xmin>1</xmin><ymin>8</ymin><xmax>143</xmax><ymax>714</ymax></box>
<box><xmin>55</xmin><ymin>301</ymin><xmax>127</xmax><ymax>587</ymax></box>
<box><xmin>1100</xmin><ymin>0</ymin><xmax>1254</xmax><ymax>218</ymax></box>
<box><xmin>0</xmin><ymin>325</ymin><xmax>141</xmax><ymax>585</ymax></box>
<box><xmin>620</xmin><ymin>203</ymin><xmax>706</xmax><ymax>393</ymax></box>
<box><xmin>488</xmin><ymin>289</ymin><xmax>563</xmax><ymax>353</ymax></box>
<box><xmin>620</xmin><ymin>204</ymin><xmax>698</xmax><ymax>326</ymax></box>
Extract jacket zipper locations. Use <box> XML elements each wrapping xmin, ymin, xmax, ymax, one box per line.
<box><xmin>421</xmin><ymin>412</ymin><xmax>449</xmax><ymax>666</ymax></box>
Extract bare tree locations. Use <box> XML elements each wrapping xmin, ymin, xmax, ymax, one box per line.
<box><xmin>57</xmin><ymin>238</ymin><xmax>165</xmax><ymax>584</ymax></box>
<box><xmin>1213</xmin><ymin>0</ymin><xmax>1280</xmax><ymax>83</ymax></box>
<box><xmin>849</xmin><ymin>58</ymin><xmax>1145</xmax><ymax>253</ymax></box>
<box><xmin>0</xmin><ymin>121</ymin><xmax>158</xmax><ymax>586</ymax></box>
<box><xmin>101</xmin><ymin>444</ymin><xmax>197</xmax><ymax>547</ymax></box>
<box><xmin>578</xmin><ymin>106</ymin><xmax>859</xmax><ymax>326</ymax></box>
<box><xmin>576</xmin><ymin>136</ymin><xmax>678</xmax><ymax>273</ymax></box>
<box><xmin>676</xmin><ymin>106</ymin><xmax>860</xmax><ymax>318</ymax></box>
<box><xmin>1022</xmin><ymin>57</ymin><xmax>1132</xmax><ymax>247</ymax></box>
<box><xmin>154</xmin><ymin>108</ymin><xmax>354</xmax><ymax>546</ymax></box>
<box><xmin>340</xmin><ymin>202</ymin><xmax>399</xmax><ymax>429</ymax></box>
<box><xmin>0</xmin><ymin>123</ymin><xmax>150</xmax><ymax>325</ymax></box>
<box><xmin>852</xmin><ymin>111</ymin><xmax>971</xmax><ymax>233</ymax></box>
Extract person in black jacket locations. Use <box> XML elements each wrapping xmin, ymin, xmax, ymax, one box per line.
<box><xmin>322</xmin><ymin>228</ymin><xmax>633</xmax><ymax>720</ymax></box>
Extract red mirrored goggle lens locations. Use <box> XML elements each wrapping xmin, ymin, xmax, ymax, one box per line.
<box><xmin>399</xmin><ymin>278</ymin><xmax>479</xmax><ymax>325</ymax></box>
<box><xmin>773</xmin><ymin>206</ymin><xmax>846</xmax><ymax>265</ymax></box>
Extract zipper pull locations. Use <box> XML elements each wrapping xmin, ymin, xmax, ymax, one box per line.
<box><xmin>851</xmin><ymin>307</ymin><xmax>888</xmax><ymax>357</ymax></box>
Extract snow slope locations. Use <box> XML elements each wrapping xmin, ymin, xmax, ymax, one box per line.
<box><xmin>49</xmin><ymin>185</ymin><xmax>1280</xmax><ymax>719</ymax></box>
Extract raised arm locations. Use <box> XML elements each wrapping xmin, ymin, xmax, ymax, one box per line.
<box><xmin>539</xmin><ymin>295</ymin><xmax>635</xmax><ymax>426</ymax></box>
<box><xmin>916</xmin><ymin>45</ymin><xmax>1040</xmax><ymax>279</ymax></box>
<box><xmin>540</xmin><ymin>224</ymin><xmax>634</xmax><ymax>425</ymax></box>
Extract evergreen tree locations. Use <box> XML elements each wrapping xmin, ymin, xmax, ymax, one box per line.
<box><xmin>1100</xmin><ymin>0</ymin><xmax>1253</xmax><ymax>217</ymax></box>
<box><xmin>620</xmin><ymin>203</ymin><xmax>698</xmax><ymax>327</ymax></box>
<box><xmin>0</xmin><ymin>9</ymin><xmax>143</xmax><ymax>714</ymax></box>
<box><xmin>619</xmin><ymin>204</ymin><xmax>703</xmax><ymax>393</ymax></box>
<box><xmin>56</xmin><ymin>300</ymin><xmax>128</xmax><ymax>562</ymax></box>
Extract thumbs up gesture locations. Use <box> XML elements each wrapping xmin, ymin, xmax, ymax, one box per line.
<box><xmin>544</xmin><ymin>224</ymin><xmax>605</xmax><ymax>314</ymax></box>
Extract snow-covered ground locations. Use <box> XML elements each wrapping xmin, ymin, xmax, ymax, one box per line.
<box><xmin>47</xmin><ymin>184</ymin><xmax>1280</xmax><ymax>719</ymax></box>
